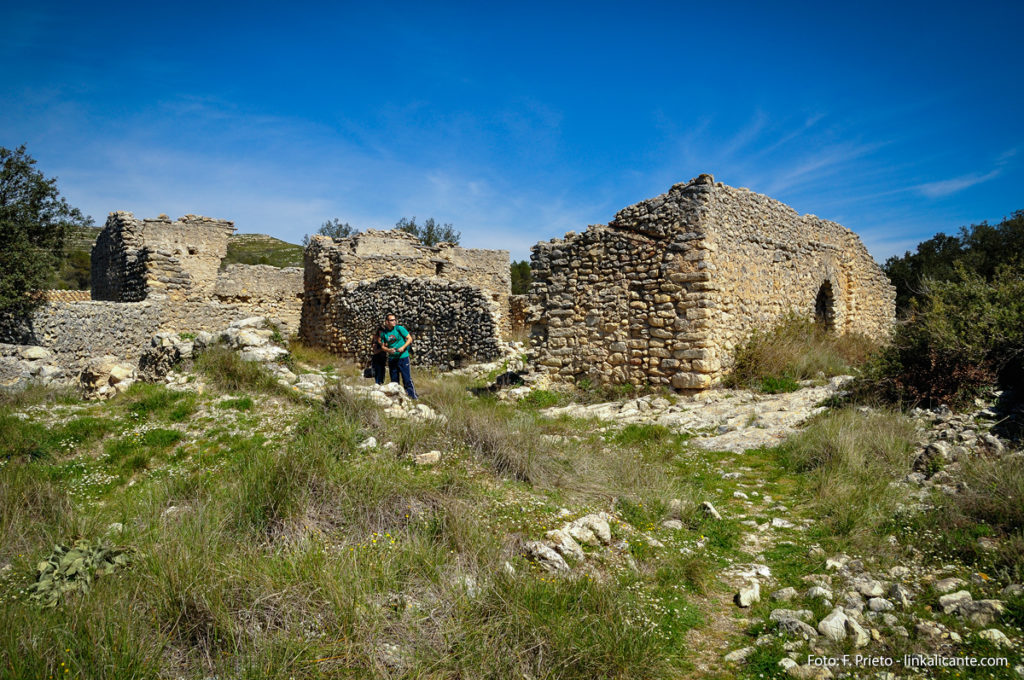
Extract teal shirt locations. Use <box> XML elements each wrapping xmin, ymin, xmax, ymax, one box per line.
<box><xmin>380</xmin><ymin>325</ymin><xmax>410</xmax><ymax>359</ymax></box>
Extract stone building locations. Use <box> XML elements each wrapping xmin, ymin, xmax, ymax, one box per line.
<box><xmin>300</xmin><ymin>230</ymin><xmax>510</xmax><ymax>368</ymax></box>
<box><xmin>528</xmin><ymin>174</ymin><xmax>895</xmax><ymax>389</ymax></box>
<box><xmin>2</xmin><ymin>212</ymin><xmax>303</xmax><ymax>370</ymax></box>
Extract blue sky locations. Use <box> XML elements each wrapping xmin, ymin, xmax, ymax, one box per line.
<box><xmin>2</xmin><ymin>1</ymin><xmax>1020</xmax><ymax>262</ymax></box>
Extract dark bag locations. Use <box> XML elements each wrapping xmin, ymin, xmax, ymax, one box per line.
<box><xmin>362</xmin><ymin>366</ymin><xmax>374</xmax><ymax>379</ymax></box>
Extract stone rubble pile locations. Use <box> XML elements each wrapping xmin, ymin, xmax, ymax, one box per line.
<box><xmin>901</xmin><ymin>394</ymin><xmax>1020</xmax><ymax>499</ymax></box>
<box><xmin>338</xmin><ymin>382</ymin><xmax>445</xmax><ymax>422</ymax></box>
<box><xmin>0</xmin><ymin>343</ymin><xmax>67</xmax><ymax>391</ymax></box>
<box><xmin>79</xmin><ymin>355</ymin><xmax>139</xmax><ymax>400</ymax></box>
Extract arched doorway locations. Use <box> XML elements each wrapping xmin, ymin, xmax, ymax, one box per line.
<box><xmin>814</xmin><ymin>281</ymin><xmax>835</xmax><ymax>331</ymax></box>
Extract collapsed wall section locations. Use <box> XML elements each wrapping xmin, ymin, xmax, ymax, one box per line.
<box><xmin>300</xmin><ymin>232</ymin><xmax>511</xmax><ymax>367</ymax></box>
<box><xmin>90</xmin><ymin>212</ymin><xmax>234</xmax><ymax>301</ymax></box>
<box><xmin>315</xmin><ymin>276</ymin><xmax>503</xmax><ymax>368</ymax></box>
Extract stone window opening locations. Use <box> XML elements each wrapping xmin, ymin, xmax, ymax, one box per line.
<box><xmin>814</xmin><ymin>281</ymin><xmax>835</xmax><ymax>331</ymax></box>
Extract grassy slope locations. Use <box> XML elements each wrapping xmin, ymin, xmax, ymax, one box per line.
<box><xmin>1</xmin><ymin>358</ymin><xmax>1021</xmax><ymax>678</ymax></box>
<box><xmin>222</xmin><ymin>233</ymin><xmax>304</xmax><ymax>268</ymax></box>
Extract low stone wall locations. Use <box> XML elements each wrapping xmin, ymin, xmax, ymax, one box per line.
<box><xmin>32</xmin><ymin>290</ymin><xmax>93</xmax><ymax>302</ymax></box>
<box><xmin>301</xmin><ymin>275</ymin><xmax>503</xmax><ymax>369</ymax></box>
<box><xmin>1</xmin><ymin>297</ymin><xmax>301</xmax><ymax>371</ymax></box>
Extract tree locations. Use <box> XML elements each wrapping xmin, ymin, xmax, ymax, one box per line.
<box><xmin>883</xmin><ymin>210</ymin><xmax>1024</xmax><ymax>312</ymax></box>
<box><xmin>302</xmin><ymin>218</ymin><xmax>360</xmax><ymax>246</ymax></box>
<box><xmin>395</xmin><ymin>216</ymin><xmax>460</xmax><ymax>246</ymax></box>
<box><xmin>510</xmin><ymin>259</ymin><xmax>532</xmax><ymax>294</ymax></box>
<box><xmin>0</xmin><ymin>145</ymin><xmax>92</xmax><ymax>316</ymax></box>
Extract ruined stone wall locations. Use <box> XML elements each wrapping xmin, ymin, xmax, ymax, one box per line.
<box><xmin>529</xmin><ymin>175</ymin><xmax>895</xmax><ymax>389</ymax></box>
<box><xmin>303</xmin><ymin>275</ymin><xmax>503</xmax><ymax>369</ymax></box>
<box><xmin>509</xmin><ymin>295</ymin><xmax>530</xmax><ymax>335</ymax></box>
<box><xmin>528</xmin><ymin>177</ymin><xmax>716</xmax><ymax>388</ymax></box>
<box><xmin>2</xmin><ymin>298</ymin><xmax>301</xmax><ymax>371</ymax></box>
<box><xmin>90</xmin><ymin>212</ymin><xmax>148</xmax><ymax>301</ymax></box>
<box><xmin>702</xmin><ymin>184</ymin><xmax>895</xmax><ymax>383</ymax></box>
<box><xmin>308</xmin><ymin>230</ymin><xmax>512</xmax><ymax>335</ymax></box>
<box><xmin>300</xmin><ymin>233</ymin><xmax>508</xmax><ymax>367</ymax></box>
<box><xmin>91</xmin><ymin>212</ymin><xmax>234</xmax><ymax>301</ymax></box>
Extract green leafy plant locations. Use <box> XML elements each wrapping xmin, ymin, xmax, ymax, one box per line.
<box><xmin>27</xmin><ymin>540</ymin><xmax>132</xmax><ymax>607</ymax></box>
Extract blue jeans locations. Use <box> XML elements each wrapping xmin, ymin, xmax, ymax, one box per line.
<box><xmin>388</xmin><ymin>356</ymin><xmax>417</xmax><ymax>399</ymax></box>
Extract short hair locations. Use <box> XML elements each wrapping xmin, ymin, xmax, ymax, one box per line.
<box><xmin>384</xmin><ymin>312</ymin><xmax>397</xmax><ymax>321</ymax></box>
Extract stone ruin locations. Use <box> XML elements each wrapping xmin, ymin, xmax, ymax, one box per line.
<box><xmin>2</xmin><ymin>177</ymin><xmax>898</xmax><ymax>394</ymax></box>
<box><xmin>300</xmin><ymin>229</ymin><xmax>511</xmax><ymax>368</ymax></box>
<box><xmin>0</xmin><ymin>212</ymin><xmax>303</xmax><ymax>375</ymax></box>
<box><xmin>528</xmin><ymin>175</ymin><xmax>896</xmax><ymax>389</ymax></box>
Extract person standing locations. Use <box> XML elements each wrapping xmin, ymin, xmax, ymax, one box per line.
<box><xmin>370</xmin><ymin>323</ymin><xmax>387</xmax><ymax>385</ymax></box>
<box><xmin>380</xmin><ymin>313</ymin><xmax>417</xmax><ymax>399</ymax></box>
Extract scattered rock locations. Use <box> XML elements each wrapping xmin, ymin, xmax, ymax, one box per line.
<box><xmin>772</xmin><ymin>587</ymin><xmax>798</xmax><ymax>602</ymax></box>
<box><xmin>735</xmin><ymin>581</ymin><xmax>760</xmax><ymax>608</ymax></box>
<box><xmin>701</xmin><ymin>501</ymin><xmax>722</xmax><ymax>520</ymax></box>
<box><xmin>978</xmin><ymin>628</ymin><xmax>1011</xmax><ymax>648</ymax></box>
<box><xmin>414</xmin><ymin>450</ymin><xmax>441</xmax><ymax>465</ymax></box>
<box><xmin>724</xmin><ymin>647</ymin><xmax>754</xmax><ymax>663</ymax></box>
<box><xmin>523</xmin><ymin>541</ymin><xmax>569</xmax><ymax>572</ymax></box>
<box><xmin>939</xmin><ymin>590</ymin><xmax>973</xmax><ymax>614</ymax></box>
<box><xmin>868</xmin><ymin>597</ymin><xmax>895</xmax><ymax>612</ymax></box>
<box><xmin>817</xmin><ymin>608</ymin><xmax>849</xmax><ymax>641</ymax></box>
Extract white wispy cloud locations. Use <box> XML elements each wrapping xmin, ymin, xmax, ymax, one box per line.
<box><xmin>914</xmin><ymin>169</ymin><xmax>1002</xmax><ymax>198</ymax></box>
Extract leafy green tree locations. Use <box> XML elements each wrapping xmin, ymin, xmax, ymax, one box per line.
<box><xmin>0</xmin><ymin>145</ymin><xmax>92</xmax><ymax>316</ymax></box>
<box><xmin>302</xmin><ymin>218</ymin><xmax>360</xmax><ymax>246</ymax></box>
<box><xmin>318</xmin><ymin>218</ymin><xmax>359</xmax><ymax>240</ymax></box>
<box><xmin>395</xmin><ymin>216</ymin><xmax>460</xmax><ymax>246</ymax></box>
<box><xmin>510</xmin><ymin>259</ymin><xmax>532</xmax><ymax>294</ymax></box>
<box><xmin>883</xmin><ymin>211</ymin><xmax>1024</xmax><ymax>312</ymax></box>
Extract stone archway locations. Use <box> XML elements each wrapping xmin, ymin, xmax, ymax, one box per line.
<box><xmin>814</xmin><ymin>280</ymin><xmax>836</xmax><ymax>331</ymax></box>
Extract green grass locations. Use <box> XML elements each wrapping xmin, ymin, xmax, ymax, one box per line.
<box><xmin>216</xmin><ymin>396</ymin><xmax>254</xmax><ymax>411</ymax></box>
<box><xmin>773</xmin><ymin>407</ymin><xmax>915</xmax><ymax>550</ymax></box>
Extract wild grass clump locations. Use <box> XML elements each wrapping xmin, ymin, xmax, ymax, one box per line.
<box><xmin>447</xmin><ymin>403</ymin><xmax>550</xmax><ymax>483</ymax></box>
<box><xmin>775</xmin><ymin>407</ymin><xmax>916</xmax><ymax>547</ymax></box>
<box><xmin>726</xmin><ymin>314</ymin><xmax>876</xmax><ymax>391</ymax></box>
<box><xmin>194</xmin><ymin>345</ymin><xmax>292</xmax><ymax>397</ymax></box>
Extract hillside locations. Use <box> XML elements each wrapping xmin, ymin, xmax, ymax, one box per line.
<box><xmin>222</xmin><ymin>233</ymin><xmax>304</xmax><ymax>268</ymax></box>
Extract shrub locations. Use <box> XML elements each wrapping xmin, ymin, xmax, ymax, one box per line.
<box><xmin>726</xmin><ymin>314</ymin><xmax>875</xmax><ymax>391</ymax></box>
<box><xmin>853</xmin><ymin>263</ymin><xmax>1024</xmax><ymax>407</ymax></box>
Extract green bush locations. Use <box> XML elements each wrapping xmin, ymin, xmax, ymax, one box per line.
<box><xmin>854</xmin><ymin>263</ymin><xmax>1024</xmax><ymax>407</ymax></box>
<box><xmin>726</xmin><ymin>314</ymin><xmax>875</xmax><ymax>391</ymax></box>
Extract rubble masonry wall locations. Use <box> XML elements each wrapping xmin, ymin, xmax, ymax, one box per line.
<box><xmin>528</xmin><ymin>175</ymin><xmax>895</xmax><ymax>389</ymax></box>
